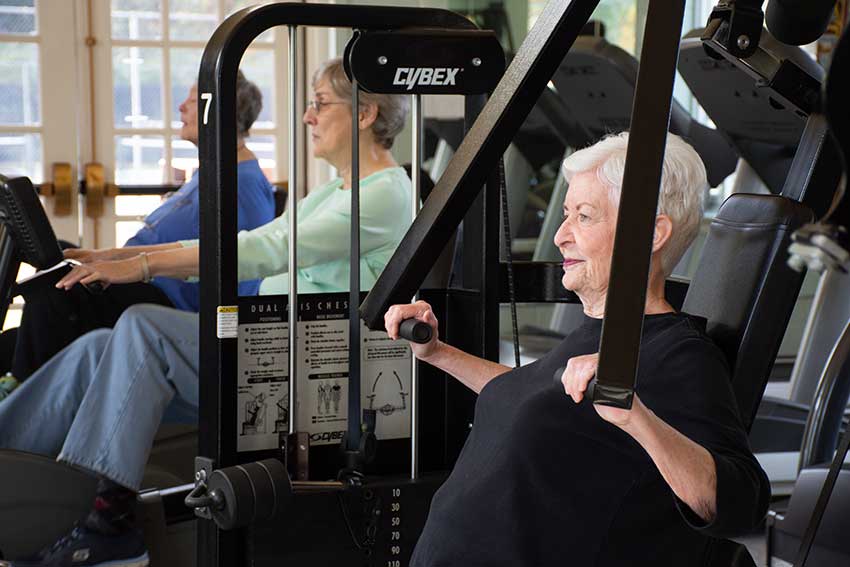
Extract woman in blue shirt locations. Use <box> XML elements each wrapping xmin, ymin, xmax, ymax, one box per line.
<box><xmin>0</xmin><ymin>58</ymin><xmax>412</xmax><ymax>567</ymax></box>
<box><xmin>8</xmin><ymin>71</ymin><xmax>275</xmax><ymax>379</ymax></box>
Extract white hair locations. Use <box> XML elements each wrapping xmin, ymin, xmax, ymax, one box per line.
<box><xmin>561</xmin><ymin>131</ymin><xmax>707</xmax><ymax>277</ymax></box>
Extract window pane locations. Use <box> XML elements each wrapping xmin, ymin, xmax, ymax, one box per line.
<box><xmin>115</xmin><ymin>195</ymin><xmax>163</xmax><ymax>216</ymax></box>
<box><xmin>116</xmin><ymin>220</ymin><xmax>145</xmax><ymax>247</ymax></box>
<box><xmin>0</xmin><ymin>42</ymin><xmax>40</xmax><ymax>125</ymax></box>
<box><xmin>171</xmin><ymin>136</ymin><xmax>197</xmax><ymax>183</ymax></box>
<box><xmin>0</xmin><ymin>133</ymin><xmax>42</xmax><ymax>183</ymax></box>
<box><xmin>246</xmin><ymin>135</ymin><xmax>275</xmax><ymax>179</ymax></box>
<box><xmin>590</xmin><ymin>0</ymin><xmax>638</xmax><ymax>55</ymax></box>
<box><xmin>113</xmin><ymin>47</ymin><xmax>163</xmax><ymax>129</ymax></box>
<box><xmin>239</xmin><ymin>49</ymin><xmax>274</xmax><ymax>129</ymax></box>
<box><xmin>112</xmin><ymin>0</ymin><xmax>161</xmax><ymax>40</ymax></box>
<box><xmin>170</xmin><ymin>0</ymin><xmax>217</xmax><ymax>41</ymax></box>
<box><xmin>224</xmin><ymin>0</ymin><xmax>273</xmax><ymax>42</ymax></box>
<box><xmin>170</xmin><ymin>47</ymin><xmax>203</xmax><ymax>129</ymax></box>
<box><xmin>0</xmin><ymin>0</ymin><xmax>36</xmax><ymax>35</ymax></box>
<box><xmin>114</xmin><ymin>135</ymin><xmax>165</xmax><ymax>185</ymax></box>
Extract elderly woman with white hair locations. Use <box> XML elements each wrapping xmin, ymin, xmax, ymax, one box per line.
<box><xmin>385</xmin><ymin>132</ymin><xmax>769</xmax><ymax>566</ymax></box>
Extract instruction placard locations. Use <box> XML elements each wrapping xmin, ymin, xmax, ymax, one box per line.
<box><xmin>237</xmin><ymin>294</ymin><xmax>412</xmax><ymax>452</ymax></box>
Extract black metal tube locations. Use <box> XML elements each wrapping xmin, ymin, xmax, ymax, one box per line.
<box><xmin>594</xmin><ymin>0</ymin><xmax>687</xmax><ymax>408</ymax></box>
<box><xmin>197</xmin><ymin>6</ymin><xmax>478</xmax><ymax>567</ymax></box>
<box><xmin>287</xmin><ymin>25</ymin><xmax>299</xmax><ymax>436</ymax></box>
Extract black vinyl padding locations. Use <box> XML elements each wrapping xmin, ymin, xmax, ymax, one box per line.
<box><xmin>683</xmin><ymin>193</ymin><xmax>814</xmax><ymax>431</ymax></box>
<box><xmin>0</xmin><ymin>175</ymin><xmax>64</xmax><ymax>269</ymax></box>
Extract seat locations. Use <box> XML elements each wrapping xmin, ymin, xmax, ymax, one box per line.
<box><xmin>681</xmin><ymin>193</ymin><xmax>813</xmax><ymax>565</ymax></box>
<box><xmin>683</xmin><ymin>193</ymin><xmax>814</xmax><ymax>430</ymax></box>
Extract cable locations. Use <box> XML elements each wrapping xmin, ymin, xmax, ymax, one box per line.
<box><xmin>498</xmin><ymin>158</ymin><xmax>521</xmax><ymax>368</ymax></box>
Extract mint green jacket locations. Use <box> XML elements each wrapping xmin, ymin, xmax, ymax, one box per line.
<box><xmin>181</xmin><ymin>166</ymin><xmax>412</xmax><ymax>294</ymax></box>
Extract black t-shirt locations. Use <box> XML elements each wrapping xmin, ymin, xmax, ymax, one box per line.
<box><xmin>411</xmin><ymin>312</ymin><xmax>769</xmax><ymax>567</ymax></box>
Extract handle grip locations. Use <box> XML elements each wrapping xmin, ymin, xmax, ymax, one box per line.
<box><xmin>86</xmin><ymin>282</ymin><xmax>105</xmax><ymax>294</ymax></box>
<box><xmin>398</xmin><ymin>318</ymin><xmax>433</xmax><ymax>344</ymax></box>
<box><xmin>553</xmin><ymin>366</ymin><xmax>596</xmax><ymax>400</ymax></box>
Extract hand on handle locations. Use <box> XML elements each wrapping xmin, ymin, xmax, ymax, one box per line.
<box><xmin>384</xmin><ymin>300</ymin><xmax>439</xmax><ymax>360</ymax></box>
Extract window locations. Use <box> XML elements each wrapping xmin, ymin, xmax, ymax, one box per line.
<box><xmin>106</xmin><ymin>0</ymin><xmax>288</xmax><ymax>246</ymax></box>
<box><xmin>0</xmin><ymin>0</ymin><xmax>42</xmax><ymax>183</ymax></box>
<box><xmin>110</xmin><ymin>0</ymin><xmax>280</xmax><ymax>186</ymax></box>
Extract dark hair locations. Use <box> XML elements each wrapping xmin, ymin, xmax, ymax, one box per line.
<box><xmin>312</xmin><ymin>58</ymin><xmax>409</xmax><ymax>149</ymax></box>
<box><xmin>235</xmin><ymin>70</ymin><xmax>263</xmax><ymax>138</ymax></box>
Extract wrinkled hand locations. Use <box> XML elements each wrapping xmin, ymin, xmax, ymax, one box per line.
<box><xmin>559</xmin><ymin>352</ymin><xmax>647</xmax><ymax>431</ymax></box>
<box><xmin>64</xmin><ymin>248</ymin><xmax>119</xmax><ymax>264</ymax></box>
<box><xmin>384</xmin><ymin>300</ymin><xmax>440</xmax><ymax>360</ymax></box>
<box><xmin>55</xmin><ymin>256</ymin><xmax>144</xmax><ymax>290</ymax></box>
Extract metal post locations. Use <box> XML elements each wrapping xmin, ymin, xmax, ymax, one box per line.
<box><xmin>798</xmin><ymin>318</ymin><xmax>850</xmax><ymax>470</ymax></box>
<box><xmin>410</xmin><ymin>94</ymin><xmax>422</xmax><ymax>479</ymax></box>
<box><xmin>288</xmin><ymin>25</ymin><xmax>298</xmax><ymax>435</ymax></box>
<box><xmin>593</xmin><ymin>0</ymin><xmax>687</xmax><ymax>407</ymax></box>
<box><xmin>347</xmin><ymin>80</ymin><xmax>362</xmax><ymax>452</ymax></box>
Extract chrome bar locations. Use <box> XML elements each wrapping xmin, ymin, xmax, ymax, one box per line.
<box><xmin>788</xmin><ymin>270</ymin><xmax>833</xmax><ymax>402</ymax></box>
<box><xmin>799</xmin><ymin>318</ymin><xmax>850</xmax><ymax>470</ymax></box>
<box><xmin>410</xmin><ymin>94</ymin><xmax>422</xmax><ymax>480</ymax></box>
<box><xmin>288</xmin><ymin>25</ymin><xmax>298</xmax><ymax>435</ymax></box>
<box><xmin>347</xmin><ymin>79</ymin><xmax>362</xmax><ymax>451</ymax></box>
<box><xmin>292</xmin><ymin>480</ymin><xmax>347</xmax><ymax>493</ymax></box>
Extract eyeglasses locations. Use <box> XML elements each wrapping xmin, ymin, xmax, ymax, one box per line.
<box><xmin>306</xmin><ymin>99</ymin><xmax>347</xmax><ymax>114</ymax></box>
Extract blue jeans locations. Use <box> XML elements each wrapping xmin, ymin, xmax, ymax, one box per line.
<box><xmin>0</xmin><ymin>304</ymin><xmax>199</xmax><ymax>490</ymax></box>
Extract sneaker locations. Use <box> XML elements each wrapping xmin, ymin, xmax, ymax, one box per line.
<box><xmin>12</xmin><ymin>524</ymin><xmax>149</xmax><ymax>567</ymax></box>
<box><xmin>0</xmin><ymin>374</ymin><xmax>18</xmax><ymax>402</ymax></box>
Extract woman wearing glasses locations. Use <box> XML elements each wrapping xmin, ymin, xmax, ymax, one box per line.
<box><xmin>0</xmin><ymin>58</ymin><xmax>411</xmax><ymax>567</ymax></box>
<box><xmin>59</xmin><ymin>58</ymin><xmax>411</xmax><ymax>296</ymax></box>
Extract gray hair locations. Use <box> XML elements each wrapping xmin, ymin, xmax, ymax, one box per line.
<box><xmin>236</xmin><ymin>69</ymin><xmax>263</xmax><ymax>139</ymax></box>
<box><xmin>312</xmin><ymin>58</ymin><xmax>410</xmax><ymax>149</ymax></box>
<box><xmin>561</xmin><ymin>132</ymin><xmax>707</xmax><ymax>277</ymax></box>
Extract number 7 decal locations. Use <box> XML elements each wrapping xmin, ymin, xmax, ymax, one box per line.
<box><xmin>201</xmin><ymin>92</ymin><xmax>213</xmax><ymax>125</ymax></box>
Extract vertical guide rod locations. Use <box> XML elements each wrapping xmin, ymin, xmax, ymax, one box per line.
<box><xmin>288</xmin><ymin>25</ymin><xmax>298</xmax><ymax>435</ymax></box>
<box><xmin>410</xmin><ymin>94</ymin><xmax>422</xmax><ymax>480</ymax></box>
<box><xmin>347</xmin><ymin>79</ymin><xmax>362</xmax><ymax>452</ymax></box>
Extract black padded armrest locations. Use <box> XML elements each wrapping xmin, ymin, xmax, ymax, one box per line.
<box><xmin>0</xmin><ymin>175</ymin><xmax>63</xmax><ymax>269</ymax></box>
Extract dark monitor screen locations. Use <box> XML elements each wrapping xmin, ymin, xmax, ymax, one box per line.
<box><xmin>0</xmin><ymin>174</ymin><xmax>63</xmax><ymax>269</ymax></box>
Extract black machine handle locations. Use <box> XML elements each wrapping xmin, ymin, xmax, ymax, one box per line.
<box><xmin>398</xmin><ymin>318</ymin><xmax>433</xmax><ymax>344</ymax></box>
<box><xmin>551</xmin><ymin>364</ymin><xmax>633</xmax><ymax>408</ymax></box>
<box><xmin>552</xmin><ymin>366</ymin><xmax>597</xmax><ymax>401</ymax></box>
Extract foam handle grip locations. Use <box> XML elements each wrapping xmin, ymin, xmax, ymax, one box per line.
<box><xmin>766</xmin><ymin>0</ymin><xmax>836</xmax><ymax>46</ymax></box>
<box><xmin>398</xmin><ymin>318</ymin><xmax>433</xmax><ymax>344</ymax></box>
<box><xmin>552</xmin><ymin>365</ymin><xmax>596</xmax><ymax>401</ymax></box>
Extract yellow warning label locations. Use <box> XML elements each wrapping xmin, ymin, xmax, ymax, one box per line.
<box><xmin>216</xmin><ymin>305</ymin><xmax>238</xmax><ymax>338</ymax></box>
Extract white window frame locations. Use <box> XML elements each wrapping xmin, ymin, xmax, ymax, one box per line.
<box><xmin>89</xmin><ymin>0</ymin><xmax>293</xmax><ymax>249</ymax></box>
<box><xmin>0</xmin><ymin>1</ymin><xmax>84</xmax><ymax>328</ymax></box>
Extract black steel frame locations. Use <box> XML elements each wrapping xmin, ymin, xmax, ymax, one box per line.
<box><xmin>198</xmin><ymin>0</ymin><xmax>701</xmax><ymax>564</ymax></box>
<box><xmin>594</xmin><ymin>0</ymin><xmax>686</xmax><ymax>407</ymax></box>
<box><xmin>197</xmin><ymin>5</ymin><xmax>476</xmax><ymax>566</ymax></box>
